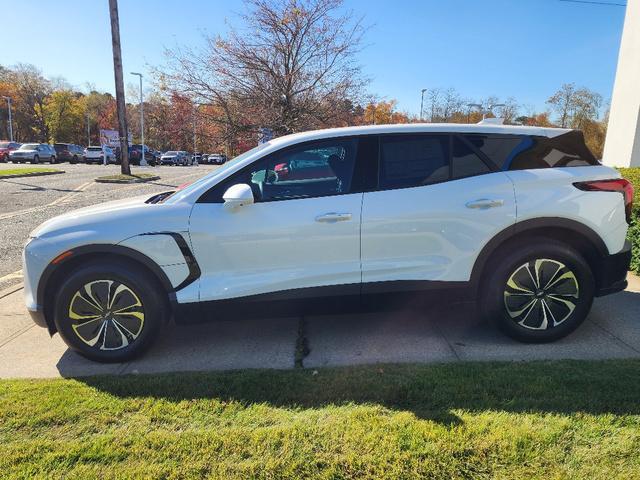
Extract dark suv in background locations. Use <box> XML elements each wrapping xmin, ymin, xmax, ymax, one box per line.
<box><xmin>130</xmin><ymin>144</ymin><xmax>157</xmax><ymax>166</ymax></box>
<box><xmin>53</xmin><ymin>143</ymin><xmax>84</xmax><ymax>163</ymax></box>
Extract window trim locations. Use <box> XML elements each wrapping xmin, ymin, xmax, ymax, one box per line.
<box><xmin>196</xmin><ymin>136</ymin><xmax>365</xmax><ymax>204</ymax></box>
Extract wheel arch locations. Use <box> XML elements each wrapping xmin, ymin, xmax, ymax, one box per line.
<box><xmin>470</xmin><ymin>217</ymin><xmax>609</xmax><ymax>296</ymax></box>
<box><xmin>38</xmin><ymin>244</ymin><xmax>176</xmax><ymax>335</ymax></box>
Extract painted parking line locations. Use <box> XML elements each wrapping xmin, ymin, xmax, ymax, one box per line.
<box><xmin>48</xmin><ymin>181</ymin><xmax>94</xmax><ymax>206</ymax></box>
<box><xmin>0</xmin><ymin>269</ymin><xmax>22</xmax><ymax>284</ymax></box>
<box><xmin>0</xmin><ymin>181</ymin><xmax>94</xmax><ymax>221</ymax></box>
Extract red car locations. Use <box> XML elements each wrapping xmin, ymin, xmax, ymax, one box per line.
<box><xmin>0</xmin><ymin>141</ymin><xmax>21</xmax><ymax>162</ymax></box>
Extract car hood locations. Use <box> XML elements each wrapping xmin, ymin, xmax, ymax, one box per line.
<box><xmin>30</xmin><ymin>194</ymin><xmax>191</xmax><ymax>243</ymax></box>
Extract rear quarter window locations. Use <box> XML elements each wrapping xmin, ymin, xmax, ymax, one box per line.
<box><xmin>464</xmin><ymin>131</ymin><xmax>598</xmax><ymax>170</ymax></box>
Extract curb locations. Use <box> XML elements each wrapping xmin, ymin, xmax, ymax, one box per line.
<box><xmin>0</xmin><ymin>283</ymin><xmax>22</xmax><ymax>300</ymax></box>
<box><xmin>0</xmin><ymin>170</ymin><xmax>64</xmax><ymax>179</ymax></box>
<box><xmin>95</xmin><ymin>175</ymin><xmax>160</xmax><ymax>184</ymax></box>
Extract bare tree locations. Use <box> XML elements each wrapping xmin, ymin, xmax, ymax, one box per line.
<box><xmin>159</xmin><ymin>0</ymin><xmax>367</xmax><ymax>149</ymax></box>
<box><xmin>547</xmin><ymin>83</ymin><xmax>602</xmax><ymax>129</ymax></box>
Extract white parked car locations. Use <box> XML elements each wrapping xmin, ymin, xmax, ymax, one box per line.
<box><xmin>84</xmin><ymin>145</ymin><xmax>115</xmax><ymax>164</ymax></box>
<box><xmin>23</xmin><ymin>124</ymin><xmax>633</xmax><ymax>362</ymax></box>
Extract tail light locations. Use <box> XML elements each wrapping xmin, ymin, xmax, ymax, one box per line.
<box><xmin>574</xmin><ymin>178</ymin><xmax>634</xmax><ymax>223</ymax></box>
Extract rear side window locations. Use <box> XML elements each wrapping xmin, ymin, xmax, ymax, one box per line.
<box><xmin>509</xmin><ymin>131</ymin><xmax>598</xmax><ymax>169</ymax></box>
<box><xmin>452</xmin><ymin>137</ymin><xmax>491</xmax><ymax>179</ymax></box>
<box><xmin>379</xmin><ymin>135</ymin><xmax>449</xmax><ymax>189</ymax></box>
<box><xmin>464</xmin><ymin>131</ymin><xmax>598</xmax><ymax>170</ymax></box>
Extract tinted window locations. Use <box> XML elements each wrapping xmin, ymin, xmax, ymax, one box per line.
<box><xmin>452</xmin><ymin>137</ymin><xmax>491</xmax><ymax>179</ymax></box>
<box><xmin>463</xmin><ymin>134</ymin><xmax>523</xmax><ymax>169</ymax></box>
<box><xmin>509</xmin><ymin>131</ymin><xmax>598</xmax><ymax>169</ymax></box>
<box><xmin>379</xmin><ymin>135</ymin><xmax>449</xmax><ymax>189</ymax></box>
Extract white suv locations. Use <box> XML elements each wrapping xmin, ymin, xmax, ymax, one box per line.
<box><xmin>84</xmin><ymin>145</ymin><xmax>115</xmax><ymax>164</ymax></box>
<box><xmin>23</xmin><ymin>124</ymin><xmax>633</xmax><ymax>362</ymax></box>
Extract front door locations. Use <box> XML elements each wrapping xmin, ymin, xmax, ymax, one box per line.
<box><xmin>189</xmin><ymin>138</ymin><xmax>363</xmax><ymax>302</ymax></box>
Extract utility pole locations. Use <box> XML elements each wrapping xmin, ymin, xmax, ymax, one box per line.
<box><xmin>131</xmin><ymin>72</ymin><xmax>144</xmax><ymax>164</ymax></box>
<box><xmin>420</xmin><ymin>89</ymin><xmax>427</xmax><ymax>121</ymax></box>
<box><xmin>2</xmin><ymin>96</ymin><xmax>13</xmax><ymax>142</ymax></box>
<box><xmin>193</xmin><ymin>104</ymin><xmax>197</xmax><ymax>155</ymax></box>
<box><xmin>108</xmin><ymin>0</ymin><xmax>130</xmax><ymax>175</ymax></box>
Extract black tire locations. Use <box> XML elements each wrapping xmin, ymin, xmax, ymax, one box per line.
<box><xmin>480</xmin><ymin>238</ymin><xmax>595</xmax><ymax>343</ymax></box>
<box><xmin>53</xmin><ymin>260</ymin><xmax>167</xmax><ymax>362</ymax></box>
<box><xmin>50</xmin><ymin>155</ymin><xmax>56</xmax><ymax>164</ymax></box>
<box><xmin>71</xmin><ymin>156</ymin><xmax>78</xmax><ymax>164</ymax></box>
<box><xmin>32</xmin><ymin>155</ymin><xmax>39</xmax><ymax>164</ymax></box>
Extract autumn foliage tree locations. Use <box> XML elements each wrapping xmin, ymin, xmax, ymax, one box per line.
<box><xmin>158</xmin><ymin>0</ymin><xmax>367</xmax><ymax>153</ymax></box>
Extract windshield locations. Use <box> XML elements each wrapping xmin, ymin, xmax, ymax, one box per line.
<box><xmin>164</xmin><ymin>142</ymin><xmax>272</xmax><ymax>203</ymax></box>
<box><xmin>20</xmin><ymin>144</ymin><xmax>39</xmax><ymax>150</ymax></box>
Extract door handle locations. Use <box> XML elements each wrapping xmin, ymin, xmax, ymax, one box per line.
<box><xmin>315</xmin><ymin>212</ymin><xmax>352</xmax><ymax>223</ymax></box>
<box><xmin>465</xmin><ymin>199</ymin><xmax>504</xmax><ymax>209</ymax></box>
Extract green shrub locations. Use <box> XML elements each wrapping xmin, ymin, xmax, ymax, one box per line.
<box><xmin>619</xmin><ymin>168</ymin><xmax>640</xmax><ymax>274</ymax></box>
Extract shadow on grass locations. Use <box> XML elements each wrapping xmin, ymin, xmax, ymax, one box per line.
<box><xmin>77</xmin><ymin>359</ymin><xmax>640</xmax><ymax>425</ymax></box>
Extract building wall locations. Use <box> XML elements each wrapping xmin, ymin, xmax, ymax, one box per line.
<box><xmin>603</xmin><ymin>0</ymin><xmax>640</xmax><ymax>168</ymax></box>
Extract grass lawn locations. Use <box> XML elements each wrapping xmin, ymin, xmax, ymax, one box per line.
<box><xmin>0</xmin><ymin>167</ymin><xmax>60</xmax><ymax>177</ymax></box>
<box><xmin>94</xmin><ymin>172</ymin><xmax>159</xmax><ymax>183</ymax></box>
<box><xmin>1</xmin><ymin>360</ymin><xmax>639</xmax><ymax>478</ymax></box>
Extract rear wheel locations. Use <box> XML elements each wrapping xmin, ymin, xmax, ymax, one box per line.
<box><xmin>71</xmin><ymin>155</ymin><xmax>78</xmax><ymax>164</ymax></box>
<box><xmin>480</xmin><ymin>239</ymin><xmax>595</xmax><ymax>343</ymax></box>
<box><xmin>50</xmin><ymin>155</ymin><xmax>56</xmax><ymax>164</ymax></box>
<box><xmin>31</xmin><ymin>155</ymin><xmax>39</xmax><ymax>164</ymax></box>
<box><xmin>54</xmin><ymin>261</ymin><xmax>167</xmax><ymax>362</ymax></box>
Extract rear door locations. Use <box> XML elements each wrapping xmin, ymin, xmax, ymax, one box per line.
<box><xmin>361</xmin><ymin>133</ymin><xmax>517</xmax><ymax>287</ymax></box>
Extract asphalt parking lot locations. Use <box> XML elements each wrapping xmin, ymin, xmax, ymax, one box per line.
<box><xmin>0</xmin><ymin>162</ymin><xmax>218</xmax><ymax>291</ymax></box>
<box><xmin>1</xmin><ymin>162</ymin><xmax>640</xmax><ymax>378</ymax></box>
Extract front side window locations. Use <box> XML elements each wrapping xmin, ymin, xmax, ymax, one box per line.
<box><xmin>248</xmin><ymin>139</ymin><xmax>357</xmax><ymax>202</ymax></box>
<box><xmin>204</xmin><ymin>139</ymin><xmax>358</xmax><ymax>203</ymax></box>
<box><xmin>379</xmin><ymin>135</ymin><xmax>449</xmax><ymax>189</ymax></box>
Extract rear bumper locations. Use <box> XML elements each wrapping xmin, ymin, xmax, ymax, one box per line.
<box><xmin>595</xmin><ymin>240</ymin><xmax>632</xmax><ymax>297</ymax></box>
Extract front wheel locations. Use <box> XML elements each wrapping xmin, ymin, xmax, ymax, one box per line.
<box><xmin>480</xmin><ymin>239</ymin><xmax>595</xmax><ymax>343</ymax></box>
<box><xmin>32</xmin><ymin>155</ymin><xmax>39</xmax><ymax>164</ymax></box>
<box><xmin>54</xmin><ymin>261</ymin><xmax>167</xmax><ymax>362</ymax></box>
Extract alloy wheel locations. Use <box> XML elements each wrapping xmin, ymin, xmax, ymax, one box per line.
<box><xmin>68</xmin><ymin>279</ymin><xmax>145</xmax><ymax>350</ymax></box>
<box><xmin>503</xmin><ymin>258</ymin><xmax>579</xmax><ymax>330</ymax></box>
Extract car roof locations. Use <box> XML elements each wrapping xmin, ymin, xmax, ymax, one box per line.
<box><xmin>267</xmin><ymin>123</ymin><xmax>572</xmax><ymax>149</ymax></box>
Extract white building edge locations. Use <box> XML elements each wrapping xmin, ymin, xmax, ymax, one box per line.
<box><xmin>603</xmin><ymin>0</ymin><xmax>640</xmax><ymax>167</ymax></box>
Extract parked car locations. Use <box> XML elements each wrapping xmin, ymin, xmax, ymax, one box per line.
<box><xmin>84</xmin><ymin>145</ymin><xmax>115</xmax><ymax>164</ymax></box>
<box><xmin>23</xmin><ymin>124</ymin><xmax>633</xmax><ymax>362</ymax></box>
<box><xmin>53</xmin><ymin>143</ymin><xmax>84</xmax><ymax>164</ymax></box>
<box><xmin>206</xmin><ymin>153</ymin><xmax>227</xmax><ymax>165</ymax></box>
<box><xmin>9</xmin><ymin>143</ymin><xmax>56</xmax><ymax>163</ymax></box>
<box><xmin>130</xmin><ymin>144</ymin><xmax>157</xmax><ymax>166</ymax></box>
<box><xmin>160</xmin><ymin>150</ymin><xmax>189</xmax><ymax>165</ymax></box>
<box><xmin>0</xmin><ymin>141</ymin><xmax>21</xmax><ymax>162</ymax></box>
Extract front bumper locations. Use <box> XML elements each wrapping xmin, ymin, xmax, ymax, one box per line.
<box><xmin>595</xmin><ymin>240</ymin><xmax>632</xmax><ymax>297</ymax></box>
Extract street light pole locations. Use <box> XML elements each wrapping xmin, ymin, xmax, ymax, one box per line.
<box><xmin>2</xmin><ymin>96</ymin><xmax>13</xmax><ymax>142</ymax></box>
<box><xmin>420</xmin><ymin>88</ymin><xmax>427</xmax><ymax>121</ymax></box>
<box><xmin>130</xmin><ymin>72</ymin><xmax>144</xmax><ymax>164</ymax></box>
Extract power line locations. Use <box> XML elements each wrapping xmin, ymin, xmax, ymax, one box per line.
<box><xmin>559</xmin><ymin>0</ymin><xmax>626</xmax><ymax>6</ymax></box>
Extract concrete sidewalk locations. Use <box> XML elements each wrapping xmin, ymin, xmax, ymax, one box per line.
<box><xmin>1</xmin><ymin>275</ymin><xmax>640</xmax><ymax>379</ymax></box>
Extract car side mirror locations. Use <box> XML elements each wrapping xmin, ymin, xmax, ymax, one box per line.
<box><xmin>223</xmin><ymin>183</ymin><xmax>254</xmax><ymax>210</ymax></box>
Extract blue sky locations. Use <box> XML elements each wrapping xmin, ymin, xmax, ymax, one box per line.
<box><xmin>0</xmin><ymin>0</ymin><xmax>626</xmax><ymax>117</ymax></box>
